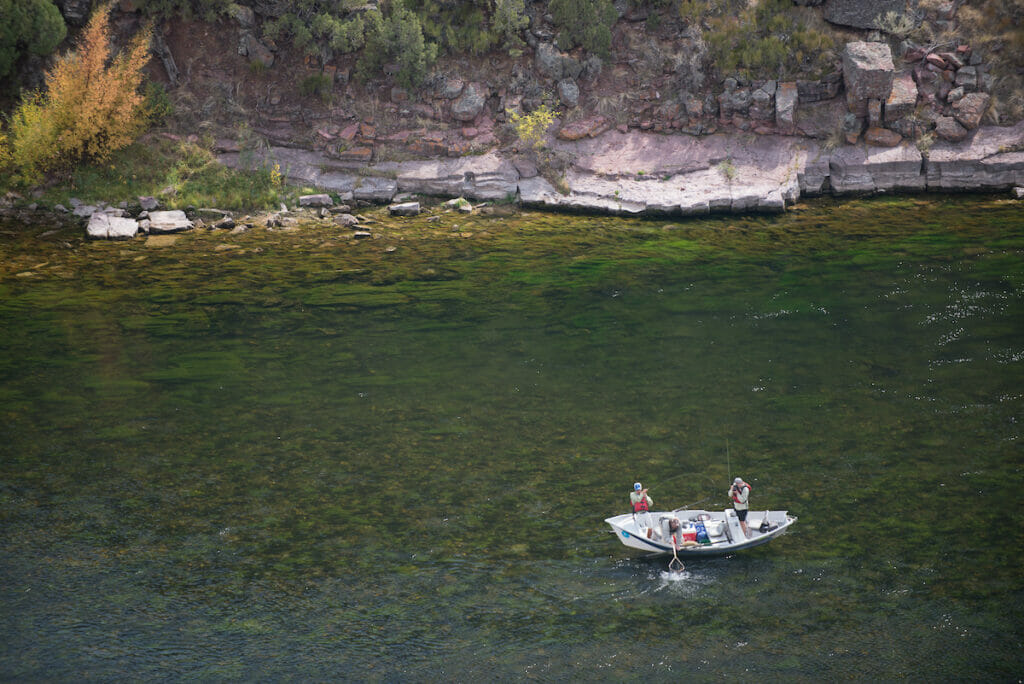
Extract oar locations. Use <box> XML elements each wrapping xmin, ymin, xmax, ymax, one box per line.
<box><xmin>668</xmin><ymin>534</ymin><xmax>684</xmax><ymax>573</ymax></box>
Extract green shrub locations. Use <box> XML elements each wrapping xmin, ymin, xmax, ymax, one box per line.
<box><xmin>0</xmin><ymin>0</ymin><xmax>67</xmax><ymax>84</ymax></box>
<box><xmin>310</xmin><ymin>12</ymin><xmax>366</xmax><ymax>54</ymax></box>
<box><xmin>264</xmin><ymin>14</ymin><xmax>316</xmax><ymax>56</ymax></box>
<box><xmin>132</xmin><ymin>0</ymin><xmax>229</xmax><ymax>20</ymax></box>
<box><xmin>357</xmin><ymin>5</ymin><xmax>437</xmax><ymax>89</ymax></box>
<box><xmin>492</xmin><ymin>0</ymin><xmax>529</xmax><ymax>50</ymax></box>
<box><xmin>703</xmin><ymin>0</ymin><xmax>836</xmax><ymax>79</ymax></box>
<box><xmin>144</xmin><ymin>81</ymin><xmax>174</xmax><ymax>125</ymax></box>
<box><xmin>409</xmin><ymin>0</ymin><xmax>496</xmax><ymax>56</ymax></box>
<box><xmin>550</xmin><ymin>0</ymin><xmax>617</xmax><ymax>56</ymax></box>
<box><xmin>299</xmin><ymin>73</ymin><xmax>333</xmax><ymax>103</ymax></box>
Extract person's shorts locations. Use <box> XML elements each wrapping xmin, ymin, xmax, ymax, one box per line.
<box><xmin>736</xmin><ymin>509</ymin><xmax>748</xmax><ymax>521</ymax></box>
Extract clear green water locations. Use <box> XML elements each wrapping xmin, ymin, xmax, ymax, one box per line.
<box><xmin>1</xmin><ymin>197</ymin><xmax>1022</xmax><ymax>679</ymax></box>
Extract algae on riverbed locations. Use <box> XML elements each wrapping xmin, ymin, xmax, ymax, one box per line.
<box><xmin>0</xmin><ymin>195</ymin><xmax>1022</xmax><ymax>679</ymax></box>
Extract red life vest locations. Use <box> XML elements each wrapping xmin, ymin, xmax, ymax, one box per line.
<box><xmin>731</xmin><ymin>481</ymin><xmax>751</xmax><ymax>503</ymax></box>
<box><xmin>632</xmin><ymin>496</ymin><xmax>649</xmax><ymax>513</ymax></box>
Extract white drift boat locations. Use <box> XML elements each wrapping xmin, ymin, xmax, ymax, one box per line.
<box><xmin>605</xmin><ymin>509</ymin><xmax>797</xmax><ymax>556</ymax></box>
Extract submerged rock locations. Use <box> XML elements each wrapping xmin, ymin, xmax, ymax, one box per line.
<box><xmin>388</xmin><ymin>202</ymin><xmax>421</xmax><ymax>216</ymax></box>
<box><xmin>299</xmin><ymin>193</ymin><xmax>333</xmax><ymax>208</ymax></box>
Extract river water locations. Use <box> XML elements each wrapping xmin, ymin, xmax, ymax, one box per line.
<box><xmin>1</xmin><ymin>196</ymin><xmax>1021</xmax><ymax>679</ymax></box>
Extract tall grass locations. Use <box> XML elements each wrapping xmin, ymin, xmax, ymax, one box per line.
<box><xmin>27</xmin><ymin>137</ymin><xmax>290</xmax><ymax>211</ymax></box>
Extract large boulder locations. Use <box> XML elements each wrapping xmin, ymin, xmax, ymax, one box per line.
<box><xmin>535</xmin><ymin>43</ymin><xmax>564</xmax><ymax>80</ymax></box>
<box><xmin>750</xmin><ymin>84</ymin><xmax>775</xmax><ymax>121</ymax></box>
<box><xmin>934</xmin><ymin>116</ymin><xmax>968</xmax><ymax>142</ymax></box>
<box><xmin>86</xmin><ymin>213</ymin><xmax>138</xmax><ymax>240</ymax></box>
<box><xmin>227</xmin><ymin>2</ymin><xmax>255</xmax><ymax>28</ymax></box>
<box><xmin>558</xmin><ymin>79</ymin><xmax>580</xmax><ymax>108</ymax></box>
<box><xmin>451</xmin><ymin>82</ymin><xmax>487</xmax><ymax>122</ymax></box>
<box><xmin>796</xmin><ymin>73</ymin><xmax>843</xmax><ymax>103</ymax></box>
<box><xmin>439</xmin><ymin>77</ymin><xmax>465</xmax><ymax>100</ymax></box>
<box><xmin>557</xmin><ymin>116</ymin><xmax>610</xmax><ymax>141</ymax></box>
<box><xmin>241</xmin><ymin>34</ymin><xmax>274</xmax><ymax>68</ymax></box>
<box><xmin>954</xmin><ymin>66</ymin><xmax>978</xmax><ymax>92</ymax></box>
<box><xmin>56</xmin><ymin>0</ymin><xmax>91</xmax><ymax>24</ymax></box>
<box><xmin>718</xmin><ymin>80</ymin><xmax>752</xmax><ymax>118</ymax></box>
<box><xmin>148</xmin><ymin>210</ymin><xmax>194</xmax><ymax>233</ymax></box>
<box><xmin>843</xmin><ymin>42</ymin><xmax>895</xmax><ymax>116</ymax></box>
<box><xmin>865</xmin><ymin>126</ymin><xmax>903</xmax><ymax>147</ymax></box>
<box><xmin>885</xmin><ymin>72</ymin><xmax>918</xmax><ymax>123</ymax></box>
<box><xmin>138</xmin><ymin>195</ymin><xmax>160</xmax><ymax>211</ymax></box>
<box><xmin>952</xmin><ymin>92</ymin><xmax>990</xmax><ymax>130</ymax></box>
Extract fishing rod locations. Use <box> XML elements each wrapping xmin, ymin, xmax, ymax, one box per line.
<box><xmin>672</xmin><ymin>495</ymin><xmax>714</xmax><ymax>512</ymax></box>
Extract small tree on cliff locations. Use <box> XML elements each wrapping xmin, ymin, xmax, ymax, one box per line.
<box><xmin>1</xmin><ymin>3</ymin><xmax>152</xmax><ymax>184</ymax></box>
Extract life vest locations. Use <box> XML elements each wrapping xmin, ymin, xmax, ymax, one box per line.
<box><xmin>632</xmin><ymin>496</ymin><xmax>649</xmax><ymax>513</ymax></box>
<box><xmin>731</xmin><ymin>481</ymin><xmax>751</xmax><ymax>504</ymax></box>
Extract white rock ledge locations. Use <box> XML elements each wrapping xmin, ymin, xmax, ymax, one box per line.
<box><xmin>217</xmin><ymin>121</ymin><xmax>1024</xmax><ymax>216</ymax></box>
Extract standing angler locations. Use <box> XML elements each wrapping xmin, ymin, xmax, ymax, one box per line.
<box><xmin>729</xmin><ymin>477</ymin><xmax>751</xmax><ymax>537</ymax></box>
<box><xmin>630</xmin><ymin>482</ymin><xmax>652</xmax><ymax>514</ymax></box>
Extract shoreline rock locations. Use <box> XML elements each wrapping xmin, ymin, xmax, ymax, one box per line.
<box><xmin>50</xmin><ymin>122</ymin><xmax>1024</xmax><ymax>240</ymax></box>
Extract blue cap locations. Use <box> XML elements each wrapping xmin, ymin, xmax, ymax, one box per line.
<box><xmin>634</xmin><ymin>482</ymin><xmax>642</xmax><ymax>491</ymax></box>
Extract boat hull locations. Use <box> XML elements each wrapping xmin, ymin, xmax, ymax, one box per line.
<box><xmin>605</xmin><ymin>509</ymin><xmax>796</xmax><ymax>557</ymax></box>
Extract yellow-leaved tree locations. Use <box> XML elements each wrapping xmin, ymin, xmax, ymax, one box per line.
<box><xmin>2</xmin><ymin>3</ymin><xmax>151</xmax><ymax>184</ymax></box>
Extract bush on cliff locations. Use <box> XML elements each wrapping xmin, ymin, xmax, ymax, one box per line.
<box><xmin>131</xmin><ymin>0</ymin><xmax>229</xmax><ymax>20</ymax></box>
<box><xmin>508</xmin><ymin>104</ymin><xmax>556</xmax><ymax>154</ymax></box>
<box><xmin>492</xmin><ymin>0</ymin><xmax>530</xmax><ymax>51</ymax></box>
<box><xmin>685</xmin><ymin>0</ymin><xmax>835</xmax><ymax>80</ymax></box>
<box><xmin>550</xmin><ymin>0</ymin><xmax>617</xmax><ymax>57</ymax></box>
<box><xmin>357</xmin><ymin>5</ymin><xmax>438</xmax><ymax>89</ymax></box>
<box><xmin>412</xmin><ymin>0</ymin><xmax>497</xmax><ymax>56</ymax></box>
<box><xmin>0</xmin><ymin>3</ymin><xmax>152</xmax><ymax>185</ymax></box>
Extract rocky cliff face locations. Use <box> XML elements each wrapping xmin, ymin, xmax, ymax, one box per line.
<box><xmin>138</xmin><ymin>0</ymin><xmax>1021</xmax><ymax>164</ymax></box>
<box><xmin>93</xmin><ymin>0</ymin><xmax>1024</xmax><ymax>216</ymax></box>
